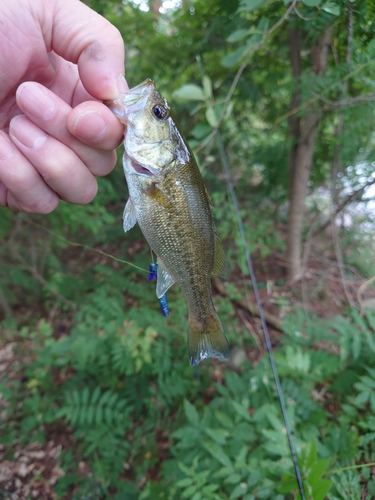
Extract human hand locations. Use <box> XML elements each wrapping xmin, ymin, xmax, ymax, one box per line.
<box><xmin>0</xmin><ymin>0</ymin><xmax>127</xmax><ymax>213</ymax></box>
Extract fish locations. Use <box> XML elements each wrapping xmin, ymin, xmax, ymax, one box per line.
<box><xmin>107</xmin><ymin>79</ymin><xmax>229</xmax><ymax>367</ymax></box>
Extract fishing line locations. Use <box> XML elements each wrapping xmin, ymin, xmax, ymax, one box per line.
<box><xmin>29</xmin><ymin>221</ymin><xmax>148</xmax><ymax>274</ymax></box>
<box><xmin>150</xmin><ymin>248</ymin><xmax>155</xmax><ymax>264</ymax></box>
<box><xmin>216</xmin><ymin>131</ymin><xmax>307</xmax><ymax>500</ymax></box>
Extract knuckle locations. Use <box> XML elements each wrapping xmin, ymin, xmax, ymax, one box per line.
<box><xmin>41</xmin><ymin>156</ymin><xmax>69</xmax><ymax>183</ymax></box>
<box><xmin>27</xmin><ymin>198</ymin><xmax>59</xmax><ymax>215</ymax></box>
<box><xmin>111</xmin><ymin>26</ymin><xmax>123</xmax><ymax>45</ymax></box>
<box><xmin>7</xmin><ymin>166</ymin><xmax>33</xmax><ymax>192</ymax></box>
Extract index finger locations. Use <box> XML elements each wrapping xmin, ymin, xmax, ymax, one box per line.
<box><xmin>44</xmin><ymin>0</ymin><xmax>128</xmax><ymax>100</ymax></box>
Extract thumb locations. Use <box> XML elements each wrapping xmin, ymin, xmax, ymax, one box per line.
<box><xmin>47</xmin><ymin>0</ymin><xmax>127</xmax><ymax>100</ymax></box>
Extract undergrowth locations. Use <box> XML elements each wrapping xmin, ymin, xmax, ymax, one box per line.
<box><xmin>1</xmin><ymin>183</ymin><xmax>375</xmax><ymax>499</ymax></box>
<box><xmin>2</xmin><ymin>277</ymin><xmax>375</xmax><ymax>498</ymax></box>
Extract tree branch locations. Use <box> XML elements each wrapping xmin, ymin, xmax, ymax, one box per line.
<box><xmin>7</xmin><ymin>243</ymin><xmax>76</xmax><ymax>308</ymax></box>
<box><xmin>272</xmin><ymin>59</ymin><xmax>373</xmax><ymax>127</ymax></box>
<box><xmin>194</xmin><ymin>0</ymin><xmax>298</xmax><ymax>153</ymax></box>
<box><xmin>312</xmin><ymin>177</ymin><xmax>375</xmax><ymax>239</ymax></box>
<box><xmin>213</xmin><ymin>277</ymin><xmax>283</xmax><ymax>331</ymax></box>
<box><xmin>321</xmin><ymin>93</ymin><xmax>375</xmax><ymax>110</ymax></box>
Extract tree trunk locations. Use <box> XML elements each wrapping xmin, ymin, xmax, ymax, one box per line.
<box><xmin>288</xmin><ymin>24</ymin><xmax>302</xmax><ymax>193</ymax></box>
<box><xmin>149</xmin><ymin>0</ymin><xmax>162</xmax><ymax>16</ymax></box>
<box><xmin>286</xmin><ymin>26</ymin><xmax>333</xmax><ymax>281</ymax></box>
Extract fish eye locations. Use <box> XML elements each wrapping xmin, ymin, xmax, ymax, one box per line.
<box><xmin>152</xmin><ymin>105</ymin><xmax>168</xmax><ymax>120</ymax></box>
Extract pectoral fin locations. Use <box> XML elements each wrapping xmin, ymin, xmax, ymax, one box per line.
<box><xmin>145</xmin><ymin>184</ymin><xmax>178</xmax><ymax>215</ymax></box>
<box><xmin>212</xmin><ymin>233</ymin><xmax>228</xmax><ymax>278</ymax></box>
<box><xmin>123</xmin><ymin>198</ymin><xmax>137</xmax><ymax>233</ymax></box>
<box><xmin>156</xmin><ymin>258</ymin><xmax>175</xmax><ymax>298</ymax></box>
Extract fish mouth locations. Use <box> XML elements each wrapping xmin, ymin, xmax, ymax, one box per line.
<box><xmin>129</xmin><ymin>157</ymin><xmax>159</xmax><ymax>177</ymax></box>
<box><xmin>106</xmin><ymin>79</ymin><xmax>155</xmax><ymax>122</ymax></box>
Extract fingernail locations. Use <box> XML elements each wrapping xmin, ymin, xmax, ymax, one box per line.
<box><xmin>118</xmin><ymin>74</ymin><xmax>129</xmax><ymax>93</ymax></box>
<box><xmin>10</xmin><ymin>115</ymin><xmax>48</xmax><ymax>149</ymax></box>
<box><xmin>17</xmin><ymin>83</ymin><xmax>56</xmax><ymax>120</ymax></box>
<box><xmin>72</xmin><ymin>110</ymin><xmax>107</xmax><ymax>142</ymax></box>
<box><xmin>0</xmin><ymin>131</ymin><xmax>16</xmax><ymax>160</ymax></box>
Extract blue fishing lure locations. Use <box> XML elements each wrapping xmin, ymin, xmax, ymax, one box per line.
<box><xmin>147</xmin><ymin>263</ymin><xmax>169</xmax><ymax>317</ymax></box>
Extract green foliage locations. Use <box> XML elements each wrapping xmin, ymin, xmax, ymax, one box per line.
<box><xmin>281</xmin><ymin>443</ymin><xmax>331</xmax><ymax>500</ymax></box>
<box><xmin>3</xmin><ymin>273</ymin><xmax>375</xmax><ymax>498</ymax></box>
<box><xmin>3</xmin><ymin>0</ymin><xmax>375</xmax><ymax>498</ymax></box>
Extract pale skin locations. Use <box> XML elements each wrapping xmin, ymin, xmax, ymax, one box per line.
<box><xmin>0</xmin><ymin>0</ymin><xmax>128</xmax><ymax>213</ymax></box>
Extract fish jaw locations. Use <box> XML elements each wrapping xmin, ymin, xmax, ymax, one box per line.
<box><xmin>123</xmin><ymin>151</ymin><xmax>161</xmax><ymax>178</ymax></box>
<box><xmin>106</xmin><ymin>79</ymin><xmax>156</xmax><ymax>124</ymax></box>
<box><xmin>108</xmin><ymin>79</ymin><xmax>174</xmax><ymax>174</ymax></box>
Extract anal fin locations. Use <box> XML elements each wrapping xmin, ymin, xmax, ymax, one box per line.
<box><xmin>156</xmin><ymin>258</ymin><xmax>175</xmax><ymax>298</ymax></box>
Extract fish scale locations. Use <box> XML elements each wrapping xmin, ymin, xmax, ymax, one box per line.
<box><xmin>108</xmin><ymin>79</ymin><xmax>229</xmax><ymax>366</ymax></box>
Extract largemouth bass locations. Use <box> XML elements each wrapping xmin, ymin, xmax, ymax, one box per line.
<box><xmin>108</xmin><ymin>79</ymin><xmax>229</xmax><ymax>367</ymax></box>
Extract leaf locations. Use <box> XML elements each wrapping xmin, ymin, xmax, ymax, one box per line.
<box><xmin>224</xmin><ymin>101</ymin><xmax>234</xmax><ymax>121</ymax></box>
<box><xmin>184</xmin><ymin>399</ymin><xmax>199</xmax><ymax>426</ymax></box>
<box><xmin>360</xmin><ymin>432</ymin><xmax>375</xmax><ymax>446</ymax></box>
<box><xmin>81</xmin><ymin>386</ymin><xmax>89</xmax><ymax>405</ymax></box>
<box><xmin>237</xmin><ymin>0</ymin><xmax>273</xmax><ymax>13</ymax></box>
<box><xmin>206</xmin><ymin>108</ymin><xmax>219</xmax><ymax>128</ymax></box>
<box><xmin>176</xmin><ymin>478</ymin><xmax>193</xmax><ymax>487</ymax></box>
<box><xmin>230</xmin><ymin>483</ymin><xmax>248</xmax><ymax>499</ymax></box>
<box><xmin>280</xmin><ymin>473</ymin><xmax>297</xmax><ymax>493</ymax></box>
<box><xmin>225</xmin><ymin>473</ymin><xmax>242</xmax><ymax>484</ymax></box>
<box><xmin>232</xmin><ymin>400</ymin><xmax>251</xmax><ymax>421</ymax></box>
<box><xmin>203</xmin><ymin>441</ymin><xmax>232</xmax><ymax>467</ymax></box>
<box><xmin>99</xmin><ymin>391</ymin><xmax>111</xmax><ymax>406</ymax></box>
<box><xmin>309</xmin><ymin>458</ymin><xmax>330</xmax><ymax>483</ymax></box>
<box><xmin>174</xmin><ymin>84</ymin><xmax>205</xmax><ymax>101</ymax></box>
<box><xmin>322</xmin><ymin>2</ymin><xmax>340</xmax><ymax>15</ymax></box>
<box><xmin>303</xmin><ymin>0</ymin><xmax>322</xmax><ymax>5</ymax></box>
<box><xmin>226</xmin><ymin>29</ymin><xmax>250</xmax><ymax>43</ymax></box>
<box><xmin>90</xmin><ymin>386</ymin><xmax>101</xmax><ymax>405</ymax></box>
<box><xmin>190</xmin><ymin>123</ymin><xmax>212</xmax><ymax>139</ymax></box>
<box><xmin>360</xmin><ymin>376</ymin><xmax>375</xmax><ymax>389</ymax></box>
<box><xmin>191</xmin><ymin>493</ymin><xmax>202</xmax><ymax>500</ymax></box>
<box><xmin>181</xmin><ymin>485</ymin><xmax>198</xmax><ymax>498</ymax></box>
<box><xmin>203</xmin><ymin>484</ymin><xmax>219</xmax><ymax>493</ymax></box>
<box><xmin>95</xmin><ymin>405</ymin><xmax>103</xmax><ymax>425</ymax></box>
<box><xmin>222</xmin><ymin>45</ymin><xmax>248</xmax><ymax>68</ymax></box>
<box><xmin>234</xmin><ymin>445</ymin><xmax>248</xmax><ymax>467</ymax></box>
<box><xmin>87</xmin><ymin>405</ymin><xmax>95</xmax><ymax>425</ymax></box>
<box><xmin>309</xmin><ymin>478</ymin><xmax>332</xmax><ymax>500</ymax></box>
<box><xmin>214</xmin><ymin>410</ymin><xmax>233</xmax><ymax>429</ymax></box>
<box><xmin>204</xmin><ymin>428</ymin><xmax>229</xmax><ymax>445</ymax></box>
<box><xmin>352</xmin><ymin>330</ymin><xmax>362</xmax><ymax>359</ymax></box>
<box><xmin>72</xmin><ymin>390</ymin><xmax>80</xmax><ymax>406</ymax></box>
<box><xmin>362</xmin><ymin>328</ymin><xmax>375</xmax><ymax>354</ymax></box>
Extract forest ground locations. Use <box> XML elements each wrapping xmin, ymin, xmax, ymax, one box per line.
<box><xmin>0</xmin><ymin>220</ymin><xmax>374</xmax><ymax>499</ymax></box>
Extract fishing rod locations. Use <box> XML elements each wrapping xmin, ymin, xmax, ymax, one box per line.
<box><xmin>216</xmin><ymin>131</ymin><xmax>307</xmax><ymax>500</ymax></box>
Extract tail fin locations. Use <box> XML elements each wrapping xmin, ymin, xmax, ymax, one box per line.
<box><xmin>188</xmin><ymin>311</ymin><xmax>229</xmax><ymax>367</ymax></box>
